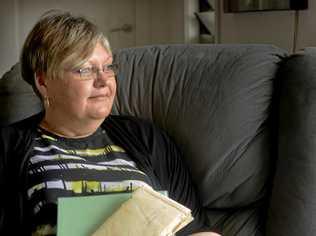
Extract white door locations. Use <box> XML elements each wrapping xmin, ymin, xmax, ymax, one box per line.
<box><xmin>0</xmin><ymin>0</ymin><xmax>137</xmax><ymax>76</ymax></box>
<box><xmin>0</xmin><ymin>0</ymin><xmax>197</xmax><ymax>76</ymax></box>
<box><xmin>15</xmin><ymin>0</ymin><xmax>136</xmax><ymax>51</ymax></box>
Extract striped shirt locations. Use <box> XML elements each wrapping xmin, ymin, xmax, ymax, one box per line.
<box><xmin>27</xmin><ymin>127</ymin><xmax>152</xmax><ymax>235</ymax></box>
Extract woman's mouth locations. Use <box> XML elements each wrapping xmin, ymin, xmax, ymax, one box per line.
<box><xmin>89</xmin><ymin>94</ymin><xmax>108</xmax><ymax>100</ymax></box>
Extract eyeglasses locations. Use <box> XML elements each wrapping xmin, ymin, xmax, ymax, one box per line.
<box><xmin>72</xmin><ymin>64</ymin><xmax>119</xmax><ymax>80</ymax></box>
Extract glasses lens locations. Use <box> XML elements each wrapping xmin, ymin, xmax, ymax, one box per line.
<box><xmin>78</xmin><ymin>67</ymin><xmax>93</xmax><ymax>78</ymax></box>
<box><xmin>105</xmin><ymin>64</ymin><xmax>118</xmax><ymax>74</ymax></box>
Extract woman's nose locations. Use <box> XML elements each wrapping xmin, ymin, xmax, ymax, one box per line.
<box><xmin>93</xmin><ymin>71</ymin><xmax>115</xmax><ymax>87</ymax></box>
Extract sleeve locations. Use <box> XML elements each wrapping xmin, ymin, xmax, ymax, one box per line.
<box><xmin>144</xmin><ymin>124</ymin><xmax>210</xmax><ymax>235</ymax></box>
<box><xmin>0</xmin><ymin>127</ymin><xmax>26</xmax><ymax>235</ymax></box>
<box><xmin>0</xmin><ymin>128</ymin><xmax>8</xmax><ymax>234</ymax></box>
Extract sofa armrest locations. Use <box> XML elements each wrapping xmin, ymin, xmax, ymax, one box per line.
<box><xmin>267</xmin><ymin>49</ymin><xmax>316</xmax><ymax>236</ymax></box>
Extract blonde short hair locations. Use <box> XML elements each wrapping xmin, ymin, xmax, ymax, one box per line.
<box><xmin>21</xmin><ymin>10</ymin><xmax>111</xmax><ymax>89</ymax></box>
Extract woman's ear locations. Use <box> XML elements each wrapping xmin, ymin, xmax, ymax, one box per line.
<box><xmin>34</xmin><ymin>72</ymin><xmax>48</xmax><ymax>98</ymax></box>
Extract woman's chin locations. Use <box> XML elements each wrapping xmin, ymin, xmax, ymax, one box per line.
<box><xmin>88</xmin><ymin>108</ymin><xmax>111</xmax><ymax>120</ymax></box>
<box><xmin>85</xmin><ymin>100</ymin><xmax>113</xmax><ymax>120</ymax></box>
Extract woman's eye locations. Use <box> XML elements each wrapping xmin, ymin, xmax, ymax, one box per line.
<box><xmin>104</xmin><ymin>64</ymin><xmax>118</xmax><ymax>73</ymax></box>
<box><xmin>79</xmin><ymin>68</ymin><xmax>92</xmax><ymax>76</ymax></box>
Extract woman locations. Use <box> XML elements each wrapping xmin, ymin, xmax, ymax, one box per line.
<box><xmin>0</xmin><ymin>10</ymin><xmax>220</xmax><ymax>236</ymax></box>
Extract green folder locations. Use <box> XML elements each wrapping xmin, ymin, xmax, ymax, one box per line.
<box><xmin>57</xmin><ymin>191</ymin><xmax>167</xmax><ymax>236</ymax></box>
<box><xmin>57</xmin><ymin>193</ymin><xmax>131</xmax><ymax>236</ymax></box>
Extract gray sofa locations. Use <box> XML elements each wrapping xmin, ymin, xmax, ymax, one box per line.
<box><xmin>1</xmin><ymin>44</ymin><xmax>316</xmax><ymax>236</ymax></box>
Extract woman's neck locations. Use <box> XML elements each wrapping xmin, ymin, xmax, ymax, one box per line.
<box><xmin>40</xmin><ymin>115</ymin><xmax>105</xmax><ymax>138</ymax></box>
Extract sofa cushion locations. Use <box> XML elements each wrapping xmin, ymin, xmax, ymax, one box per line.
<box><xmin>0</xmin><ymin>63</ymin><xmax>42</xmax><ymax>126</ymax></box>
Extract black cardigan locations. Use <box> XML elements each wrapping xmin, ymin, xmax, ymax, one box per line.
<box><xmin>0</xmin><ymin>113</ymin><xmax>207</xmax><ymax>235</ymax></box>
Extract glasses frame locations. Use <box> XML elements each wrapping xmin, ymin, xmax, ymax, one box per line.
<box><xmin>72</xmin><ymin>63</ymin><xmax>119</xmax><ymax>80</ymax></box>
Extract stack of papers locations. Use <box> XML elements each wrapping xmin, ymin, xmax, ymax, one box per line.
<box><xmin>92</xmin><ymin>186</ymin><xmax>193</xmax><ymax>236</ymax></box>
<box><xmin>57</xmin><ymin>187</ymin><xmax>191</xmax><ymax>236</ymax></box>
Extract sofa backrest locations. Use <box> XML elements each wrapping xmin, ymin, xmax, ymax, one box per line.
<box><xmin>112</xmin><ymin>44</ymin><xmax>287</xmax><ymax>234</ymax></box>
<box><xmin>0</xmin><ymin>63</ymin><xmax>42</xmax><ymax>125</ymax></box>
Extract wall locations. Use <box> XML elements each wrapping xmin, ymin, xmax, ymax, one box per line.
<box><xmin>0</xmin><ymin>1</ymin><xmax>19</xmax><ymax>78</ymax></box>
<box><xmin>1</xmin><ymin>0</ymin><xmax>136</xmax><ymax>77</ymax></box>
<box><xmin>0</xmin><ymin>0</ymin><xmax>196</xmax><ymax>77</ymax></box>
<box><xmin>297</xmin><ymin>0</ymin><xmax>316</xmax><ymax>51</ymax></box>
<box><xmin>219</xmin><ymin>0</ymin><xmax>316</xmax><ymax>53</ymax></box>
<box><xmin>135</xmin><ymin>0</ymin><xmax>186</xmax><ymax>46</ymax></box>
